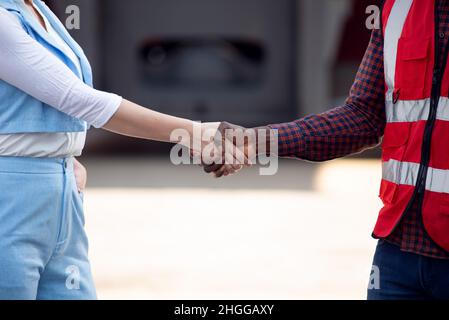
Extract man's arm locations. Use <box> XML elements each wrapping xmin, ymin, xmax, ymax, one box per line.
<box><xmin>204</xmin><ymin>29</ymin><xmax>386</xmax><ymax>176</ymax></box>
<box><xmin>269</xmin><ymin>29</ymin><xmax>386</xmax><ymax>162</ymax></box>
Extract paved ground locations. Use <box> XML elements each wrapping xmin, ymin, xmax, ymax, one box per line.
<box><xmin>81</xmin><ymin>157</ymin><xmax>382</xmax><ymax>299</ymax></box>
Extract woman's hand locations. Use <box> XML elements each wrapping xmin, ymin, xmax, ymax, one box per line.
<box><xmin>73</xmin><ymin>158</ymin><xmax>87</xmax><ymax>193</ymax></box>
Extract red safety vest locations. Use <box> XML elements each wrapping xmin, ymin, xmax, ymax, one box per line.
<box><xmin>374</xmin><ymin>0</ymin><xmax>449</xmax><ymax>251</ymax></box>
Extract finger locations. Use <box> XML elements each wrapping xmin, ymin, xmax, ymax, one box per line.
<box><xmin>234</xmin><ymin>146</ymin><xmax>248</xmax><ymax>165</ymax></box>
<box><xmin>204</xmin><ymin>163</ymin><xmax>223</xmax><ymax>174</ymax></box>
<box><xmin>228</xmin><ymin>138</ymin><xmax>251</xmax><ymax>166</ymax></box>
<box><xmin>223</xmin><ymin>141</ymin><xmax>244</xmax><ymax>166</ymax></box>
<box><xmin>226</xmin><ymin>167</ymin><xmax>236</xmax><ymax>175</ymax></box>
<box><xmin>214</xmin><ymin>164</ymin><xmax>233</xmax><ymax>178</ymax></box>
<box><xmin>229</xmin><ymin>146</ymin><xmax>249</xmax><ymax>168</ymax></box>
<box><xmin>190</xmin><ymin>148</ymin><xmax>203</xmax><ymax>164</ymax></box>
<box><xmin>243</xmin><ymin>151</ymin><xmax>256</xmax><ymax>167</ymax></box>
<box><xmin>223</xmin><ymin>149</ymin><xmax>235</xmax><ymax>166</ymax></box>
<box><xmin>214</xmin><ymin>166</ymin><xmax>226</xmax><ymax>178</ymax></box>
<box><xmin>224</xmin><ymin>165</ymin><xmax>238</xmax><ymax>176</ymax></box>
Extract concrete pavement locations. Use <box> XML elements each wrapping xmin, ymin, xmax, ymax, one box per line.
<box><xmin>80</xmin><ymin>157</ymin><xmax>382</xmax><ymax>299</ymax></box>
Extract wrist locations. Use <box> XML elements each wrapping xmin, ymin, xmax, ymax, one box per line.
<box><xmin>253</xmin><ymin>126</ymin><xmax>272</xmax><ymax>156</ymax></box>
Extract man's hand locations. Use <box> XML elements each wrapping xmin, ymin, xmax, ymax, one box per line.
<box><xmin>204</xmin><ymin>122</ymin><xmax>251</xmax><ymax>178</ymax></box>
<box><xmin>204</xmin><ymin>122</ymin><xmax>271</xmax><ymax>178</ymax></box>
<box><xmin>73</xmin><ymin>158</ymin><xmax>87</xmax><ymax>193</ymax></box>
<box><xmin>186</xmin><ymin>122</ymin><xmax>244</xmax><ymax>176</ymax></box>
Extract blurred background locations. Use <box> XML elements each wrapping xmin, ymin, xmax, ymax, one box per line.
<box><xmin>46</xmin><ymin>0</ymin><xmax>383</xmax><ymax>299</ymax></box>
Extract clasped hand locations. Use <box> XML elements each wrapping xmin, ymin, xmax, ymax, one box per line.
<box><xmin>193</xmin><ymin>122</ymin><xmax>270</xmax><ymax>178</ymax></box>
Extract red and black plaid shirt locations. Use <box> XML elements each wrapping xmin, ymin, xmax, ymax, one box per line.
<box><xmin>270</xmin><ymin>1</ymin><xmax>449</xmax><ymax>259</ymax></box>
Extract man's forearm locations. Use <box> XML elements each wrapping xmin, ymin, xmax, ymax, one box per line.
<box><xmin>267</xmin><ymin>103</ymin><xmax>384</xmax><ymax>162</ymax></box>
<box><xmin>266</xmin><ymin>28</ymin><xmax>386</xmax><ymax>162</ymax></box>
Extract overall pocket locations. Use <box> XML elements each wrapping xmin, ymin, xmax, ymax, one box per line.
<box><xmin>381</xmin><ymin>124</ymin><xmax>410</xmax><ymax>162</ymax></box>
<box><xmin>379</xmin><ymin>124</ymin><xmax>411</xmax><ymax>205</ymax></box>
<box><xmin>395</xmin><ymin>37</ymin><xmax>431</xmax><ymax>98</ymax></box>
<box><xmin>379</xmin><ymin>180</ymin><xmax>398</xmax><ymax>205</ymax></box>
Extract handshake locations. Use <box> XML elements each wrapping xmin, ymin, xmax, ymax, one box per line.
<box><xmin>172</xmin><ymin>121</ymin><xmax>279</xmax><ymax>177</ymax></box>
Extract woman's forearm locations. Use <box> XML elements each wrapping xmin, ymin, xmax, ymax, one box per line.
<box><xmin>103</xmin><ymin>99</ymin><xmax>197</xmax><ymax>144</ymax></box>
<box><xmin>0</xmin><ymin>14</ymin><xmax>199</xmax><ymax>141</ymax></box>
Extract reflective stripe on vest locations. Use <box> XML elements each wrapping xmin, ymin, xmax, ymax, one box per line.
<box><xmin>386</xmin><ymin>97</ymin><xmax>449</xmax><ymax>123</ymax></box>
<box><xmin>383</xmin><ymin>159</ymin><xmax>449</xmax><ymax>194</ymax></box>
<box><xmin>384</xmin><ymin>0</ymin><xmax>413</xmax><ymax>96</ymax></box>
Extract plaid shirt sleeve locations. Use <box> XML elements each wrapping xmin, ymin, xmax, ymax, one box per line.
<box><xmin>269</xmin><ymin>29</ymin><xmax>386</xmax><ymax>161</ymax></box>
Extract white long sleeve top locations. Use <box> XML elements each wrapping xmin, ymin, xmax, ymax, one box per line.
<box><xmin>0</xmin><ymin>5</ymin><xmax>122</xmax><ymax>157</ymax></box>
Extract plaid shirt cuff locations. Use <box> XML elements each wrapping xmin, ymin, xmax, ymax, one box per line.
<box><xmin>268</xmin><ymin>122</ymin><xmax>306</xmax><ymax>158</ymax></box>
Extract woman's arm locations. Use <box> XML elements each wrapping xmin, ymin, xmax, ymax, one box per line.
<box><xmin>0</xmin><ymin>8</ymin><xmax>242</xmax><ymax>170</ymax></box>
<box><xmin>0</xmin><ymin>8</ymin><xmax>218</xmax><ymax>150</ymax></box>
<box><xmin>0</xmin><ymin>8</ymin><xmax>121</xmax><ymax>128</ymax></box>
<box><xmin>103</xmin><ymin>99</ymin><xmax>199</xmax><ymax>145</ymax></box>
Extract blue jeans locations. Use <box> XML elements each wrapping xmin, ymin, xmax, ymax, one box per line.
<box><xmin>0</xmin><ymin>157</ymin><xmax>96</xmax><ymax>300</ymax></box>
<box><xmin>368</xmin><ymin>240</ymin><xmax>449</xmax><ymax>300</ymax></box>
